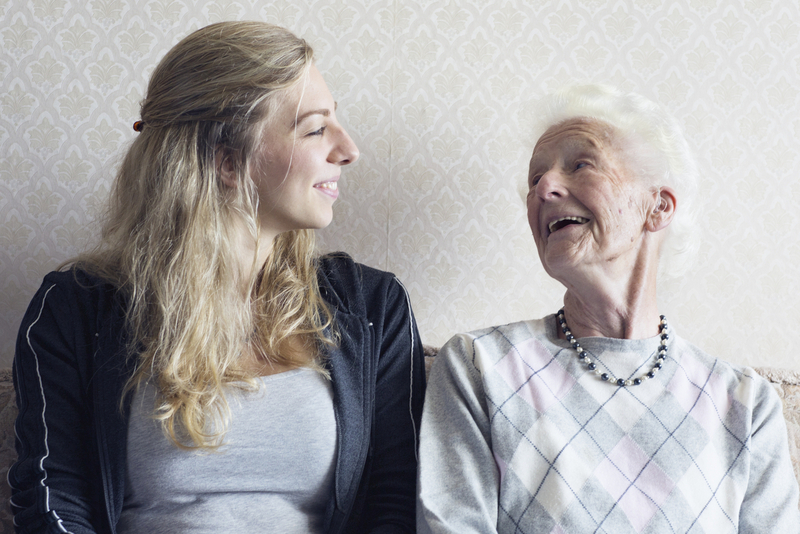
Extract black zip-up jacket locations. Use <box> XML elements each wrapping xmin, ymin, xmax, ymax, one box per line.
<box><xmin>10</xmin><ymin>253</ymin><xmax>425</xmax><ymax>533</ymax></box>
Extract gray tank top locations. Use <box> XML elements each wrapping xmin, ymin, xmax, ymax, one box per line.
<box><xmin>118</xmin><ymin>368</ymin><xmax>338</xmax><ymax>533</ymax></box>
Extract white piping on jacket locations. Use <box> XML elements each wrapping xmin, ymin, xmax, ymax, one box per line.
<box><xmin>394</xmin><ymin>277</ymin><xmax>418</xmax><ymax>461</ymax></box>
<box><xmin>16</xmin><ymin>284</ymin><xmax>72</xmax><ymax>533</ymax></box>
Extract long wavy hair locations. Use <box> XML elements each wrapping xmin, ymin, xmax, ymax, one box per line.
<box><xmin>71</xmin><ymin>21</ymin><xmax>333</xmax><ymax>449</ymax></box>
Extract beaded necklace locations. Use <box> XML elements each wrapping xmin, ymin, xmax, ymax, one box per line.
<box><xmin>556</xmin><ymin>308</ymin><xmax>669</xmax><ymax>387</ymax></box>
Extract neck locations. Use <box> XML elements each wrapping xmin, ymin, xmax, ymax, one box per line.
<box><xmin>231</xmin><ymin>217</ymin><xmax>277</xmax><ymax>283</ymax></box>
<box><xmin>558</xmin><ymin>251</ymin><xmax>661</xmax><ymax>340</ymax></box>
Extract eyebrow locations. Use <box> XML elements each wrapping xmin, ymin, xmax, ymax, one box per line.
<box><xmin>528</xmin><ymin>140</ymin><xmax>598</xmax><ymax>174</ymax></box>
<box><xmin>291</xmin><ymin>102</ymin><xmax>338</xmax><ymax>128</ymax></box>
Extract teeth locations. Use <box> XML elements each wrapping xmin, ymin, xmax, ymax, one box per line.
<box><xmin>316</xmin><ymin>181</ymin><xmax>337</xmax><ymax>190</ymax></box>
<box><xmin>548</xmin><ymin>216</ymin><xmax>589</xmax><ymax>233</ymax></box>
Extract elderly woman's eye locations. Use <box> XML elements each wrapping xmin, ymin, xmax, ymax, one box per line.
<box><xmin>575</xmin><ymin>162</ymin><xmax>589</xmax><ymax>170</ymax></box>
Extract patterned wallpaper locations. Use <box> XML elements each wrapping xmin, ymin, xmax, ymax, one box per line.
<box><xmin>1</xmin><ymin>0</ymin><xmax>799</xmax><ymax>370</ymax></box>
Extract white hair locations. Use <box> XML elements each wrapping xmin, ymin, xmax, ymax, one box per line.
<box><xmin>529</xmin><ymin>84</ymin><xmax>700</xmax><ymax>279</ymax></box>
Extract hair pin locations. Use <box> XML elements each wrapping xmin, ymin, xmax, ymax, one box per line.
<box><xmin>133</xmin><ymin>121</ymin><xmax>144</xmax><ymax>132</ymax></box>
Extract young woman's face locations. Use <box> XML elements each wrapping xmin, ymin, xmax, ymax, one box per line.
<box><xmin>250</xmin><ymin>64</ymin><xmax>359</xmax><ymax>238</ymax></box>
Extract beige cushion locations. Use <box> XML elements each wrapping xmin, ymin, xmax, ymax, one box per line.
<box><xmin>0</xmin><ymin>368</ymin><xmax>16</xmax><ymax>533</ymax></box>
<box><xmin>754</xmin><ymin>366</ymin><xmax>800</xmax><ymax>492</ymax></box>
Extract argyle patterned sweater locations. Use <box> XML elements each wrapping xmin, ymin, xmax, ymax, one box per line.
<box><xmin>417</xmin><ymin>316</ymin><xmax>800</xmax><ymax>534</ymax></box>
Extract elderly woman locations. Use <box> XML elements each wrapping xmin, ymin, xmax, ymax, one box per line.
<box><xmin>417</xmin><ymin>85</ymin><xmax>800</xmax><ymax>533</ymax></box>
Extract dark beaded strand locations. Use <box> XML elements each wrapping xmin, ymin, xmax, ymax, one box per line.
<box><xmin>557</xmin><ymin>309</ymin><xmax>669</xmax><ymax>387</ymax></box>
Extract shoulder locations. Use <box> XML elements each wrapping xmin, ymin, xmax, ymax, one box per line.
<box><xmin>317</xmin><ymin>252</ymin><xmax>396</xmax><ymax>288</ymax></box>
<box><xmin>20</xmin><ymin>268</ymin><xmax>125</xmax><ymax>339</ymax></box>
<box><xmin>448</xmin><ymin>317</ymin><xmax>550</xmax><ymax>355</ymax></box>
<box><xmin>317</xmin><ymin>252</ymin><xmax>402</xmax><ymax>316</ymax></box>
<box><xmin>16</xmin><ymin>268</ymin><xmax>129</xmax><ymax>381</ymax></box>
<box><xmin>671</xmin><ymin>336</ymin><xmax>775</xmax><ymax>407</ymax></box>
<box><xmin>672</xmin><ymin>336</ymin><xmax>758</xmax><ymax>380</ymax></box>
<box><xmin>435</xmin><ymin>318</ymin><xmax>550</xmax><ymax>375</ymax></box>
<box><xmin>29</xmin><ymin>268</ymin><xmax>117</xmax><ymax>311</ymax></box>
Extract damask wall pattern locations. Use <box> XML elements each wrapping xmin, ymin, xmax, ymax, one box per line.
<box><xmin>1</xmin><ymin>0</ymin><xmax>799</xmax><ymax>370</ymax></box>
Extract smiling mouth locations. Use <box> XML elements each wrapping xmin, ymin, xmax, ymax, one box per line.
<box><xmin>548</xmin><ymin>216</ymin><xmax>589</xmax><ymax>235</ymax></box>
<box><xmin>315</xmin><ymin>181</ymin><xmax>338</xmax><ymax>191</ymax></box>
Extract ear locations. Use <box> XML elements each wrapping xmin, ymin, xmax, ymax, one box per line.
<box><xmin>216</xmin><ymin>149</ymin><xmax>238</xmax><ymax>189</ymax></box>
<box><xmin>646</xmin><ymin>187</ymin><xmax>676</xmax><ymax>233</ymax></box>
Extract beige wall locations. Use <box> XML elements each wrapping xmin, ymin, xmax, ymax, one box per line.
<box><xmin>2</xmin><ymin>0</ymin><xmax>799</xmax><ymax>370</ymax></box>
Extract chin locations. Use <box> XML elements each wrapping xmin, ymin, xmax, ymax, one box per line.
<box><xmin>542</xmin><ymin>249</ymin><xmax>583</xmax><ymax>275</ymax></box>
<box><xmin>309</xmin><ymin>214</ymin><xmax>334</xmax><ymax>230</ymax></box>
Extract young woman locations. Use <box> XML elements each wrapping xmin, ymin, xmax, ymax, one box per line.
<box><xmin>10</xmin><ymin>21</ymin><xmax>425</xmax><ymax>534</ymax></box>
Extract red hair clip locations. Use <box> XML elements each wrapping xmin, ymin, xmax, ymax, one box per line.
<box><xmin>133</xmin><ymin>121</ymin><xmax>144</xmax><ymax>132</ymax></box>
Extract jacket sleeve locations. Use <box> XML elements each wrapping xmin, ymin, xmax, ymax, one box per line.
<box><xmin>9</xmin><ymin>276</ymin><xmax>102</xmax><ymax>534</ymax></box>
<box><xmin>738</xmin><ymin>376</ymin><xmax>800</xmax><ymax>533</ymax></box>
<box><xmin>416</xmin><ymin>334</ymin><xmax>499</xmax><ymax>534</ymax></box>
<box><xmin>359</xmin><ymin>275</ymin><xmax>426</xmax><ymax>533</ymax></box>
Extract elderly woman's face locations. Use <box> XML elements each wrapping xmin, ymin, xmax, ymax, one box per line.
<box><xmin>526</xmin><ymin>119</ymin><xmax>655</xmax><ymax>279</ymax></box>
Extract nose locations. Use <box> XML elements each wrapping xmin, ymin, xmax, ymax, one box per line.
<box><xmin>534</xmin><ymin>168</ymin><xmax>567</xmax><ymax>201</ymax></box>
<box><xmin>330</xmin><ymin>127</ymin><xmax>359</xmax><ymax>166</ymax></box>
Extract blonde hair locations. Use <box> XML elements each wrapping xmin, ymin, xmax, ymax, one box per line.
<box><xmin>71</xmin><ymin>21</ymin><xmax>333</xmax><ymax>449</ymax></box>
